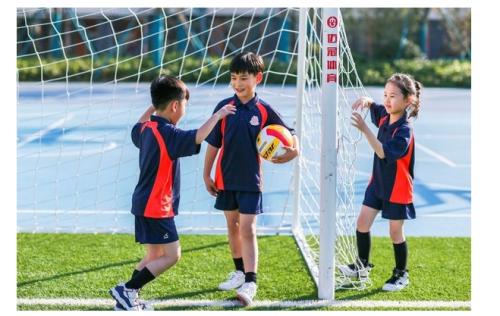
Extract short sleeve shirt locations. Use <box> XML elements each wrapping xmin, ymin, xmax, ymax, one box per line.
<box><xmin>205</xmin><ymin>94</ymin><xmax>295</xmax><ymax>192</ymax></box>
<box><xmin>131</xmin><ymin>115</ymin><xmax>201</xmax><ymax>218</ymax></box>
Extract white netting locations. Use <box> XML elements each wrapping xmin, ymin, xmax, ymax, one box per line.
<box><xmin>17</xmin><ymin>7</ymin><xmax>370</xmax><ymax>294</ymax></box>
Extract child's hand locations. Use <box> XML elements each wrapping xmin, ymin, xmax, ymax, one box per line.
<box><xmin>351</xmin><ymin>111</ymin><xmax>368</xmax><ymax>133</ymax></box>
<box><xmin>216</xmin><ymin>104</ymin><xmax>237</xmax><ymax>119</ymax></box>
<box><xmin>271</xmin><ymin>146</ymin><xmax>298</xmax><ymax>164</ymax></box>
<box><xmin>203</xmin><ymin>175</ymin><xmax>219</xmax><ymax>197</ymax></box>
<box><xmin>352</xmin><ymin>96</ymin><xmax>374</xmax><ymax>112</ymax></box>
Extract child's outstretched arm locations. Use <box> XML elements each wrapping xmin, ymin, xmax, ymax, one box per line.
<box><xmin>138</xmin><ymin>105</ymin><xmax>156</xmax><ymax>123</ymax></box>
<box><xmin>195</xmin><ymin>104</ymin><xmax>236</xmax><ymax>144</ymax></box>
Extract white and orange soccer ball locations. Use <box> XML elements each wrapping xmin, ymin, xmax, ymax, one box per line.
<box><xmin>256</xmin><ymin>124</ymin><xmax>294</xmax><ymax>161</ymax></box>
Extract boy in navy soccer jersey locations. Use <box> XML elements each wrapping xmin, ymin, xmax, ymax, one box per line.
<box><xmin>203</xmin><ymin>52</ymin><xmax>299</xmax><ymax>306</ymax></box>
<box><xmin>109</xmin><ymin>75</ymin><xmax>235</xmax><ymax>311</ymax></box>
<box><xmin>344</xmin><ymin>73</ymin><xmax>422</xmax><ymax>291</ymax></box>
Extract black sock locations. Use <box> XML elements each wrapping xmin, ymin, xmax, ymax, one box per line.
<box><xmin>356</xmin><ymin>230</ymin><xmax>371</xmax><ymax>266</ymax></box>
<box><xmin>131</xmin><ymin>269</ymin><xmax>140</xmax><ymax>279</ymax></box>
<box><xmin>233</xmin><ymin>257</ymin><xmax>244</xmax><ymax>272</ymax></box>
<box><xmin>393</xmin><ymin>241</ymin><xmax>408</xmax><ymax>271</ymax></box>
<box><xmin>245</xmin><ymin>272</ymin><xmax>257</xmax><ymax>283</ymax></box>
<box><xmin>125</xmin><ymin>267</ymin><xmax>155</xmax><ymax>290</ymax></box>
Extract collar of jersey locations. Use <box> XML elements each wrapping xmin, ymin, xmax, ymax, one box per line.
<box><xmin>150</xmin><ymin>114</ymin><xmax>173</xmax><ymax>125</ymax></box>
<box><xmin>384</xmin><ymin>111</ymin><xmax>408</xmax><ymax>130</ymax></box>
<box><xmin>233</xmin><ymin>93</ymin><xmax>259</xmax><ymax>107</ymax></box>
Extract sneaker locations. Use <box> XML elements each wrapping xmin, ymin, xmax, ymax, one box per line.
<box><xmin>236</xmin><ymin>282</ymin><xmax>257</xmax><ymax>306</ymax></box>
<box><xmin>114</xmin><ymin>301</ymin><xmax>154</xmax><ymax>311</ymax></box>
<box><xmin>109</xmin><ymin>283</ymin><xmax>143</xmax><ymax>311</ymax></box>
<box><xmin>338</xmin><ymin>262</ymin><xmax>374</xmax><ymax>279</ymax></box>
<box><xmin>218</xmin><ymin>271</ymin><xmax>245</xmax><ymax>291</ymax></box>
<box><xmin>382</xmin><ymin>268</ymin><xmax>409</xmax><ymax>291</ymax></box>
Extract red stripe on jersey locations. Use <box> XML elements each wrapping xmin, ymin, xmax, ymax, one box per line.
<box><xmin>389</xmin><ymin>135</ymin><xmax>414</xmax><ymax>204</ymax></box>
<box><xmin>215</xmin><ymin>99</ymin><xmax>234</xmax><ymax>190</ymax></box>
<box><xmin>255</xmin><ymin>102</ymin><xmax>268</xmax><ymax>190</ymax></box>
<box><xmin>143</xmin><ymin>121</ymin><xmax>175</xmax><ymax>218</ymax></box>
<box><xmin>378</xmin><ymin>115</ymin><xmax>389</xmax><ymax>128</ymax></box>
<box><xmin>256</xmin><ymin>102</ymin><xmax>268</xmax><ymax>129</ymax></box>
<box><xmin>215</xmin><ymin>118</ymin><xmax>226</xmax><ymax>190</ymax></box>
<box><xmin>266</xmin><ymin>128</ymin><xmax>292</xmax><ymax>147</ymax></box>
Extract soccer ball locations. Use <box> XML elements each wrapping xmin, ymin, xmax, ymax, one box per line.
<box><xmin>256</xmin><ymin>124</ymin><xmax>294</xmax><ymax>161</ymax></box>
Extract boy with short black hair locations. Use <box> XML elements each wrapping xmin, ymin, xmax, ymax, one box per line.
<box><xmin>109</xmin><ymin>75</ymin><xmax>235</xmax><ymax>311</ymax></box>
<box><xmin>203</xmin><ymin>52</ymin><xmax>299</xmax><ymax>306</ymax></box>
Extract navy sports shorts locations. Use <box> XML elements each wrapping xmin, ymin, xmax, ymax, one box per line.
<box><xmin>135</xmin><ymin>215</ymin><xmax>179</xmax><ymax>244</ymax></box>
<box><xmin>215</xmin><ymin>190</ymin><xmax>263</xmax><ymax>215</ymax></box>
<box><xmin>363</xmin><ymin>183</ymin><xmax>416</xmax><ymax>220</ymax></box>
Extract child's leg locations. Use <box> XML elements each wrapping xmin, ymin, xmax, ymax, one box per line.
<box><xmin>355</xmin><ymin>205</ymin><xmax>379</xmax><ymax>265</ymax></box>
<box><xmin>389</xmin><ymin>220</ymin><xmax>408</xmax><ymax>270</ymax></box>
<box><xmin>224</xmin><ymin>210</ymin><xmax>244</xmax><ymax>270</ymax></box>
<box><xmin>239</xmin><ymin>214</ymin><xmax>258</xmax><ymax>282</ymax></box>
<box><xmin>135</xmin><ymin>245</ymin><xmax>166</xmax><ymax>271</ymax></box>
<box><xmin>125</xmin><ymin>241</ymin><xmax>181</xmax><ymax>290</ymax></box>
<box><xmin>356</xmin><ymin>204</ymin><xmax>379</xmax><ymax>232</ymax></box>
<box><xmin>144</xmin><ymin>242</ymin><xmax>181</xmax><ymax>275</ymax></box>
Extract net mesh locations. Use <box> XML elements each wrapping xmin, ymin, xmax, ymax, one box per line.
<box><xmin>17</xmin><ymin>7</ymin><xmax>370</xmax><ymax>290</ymax></box>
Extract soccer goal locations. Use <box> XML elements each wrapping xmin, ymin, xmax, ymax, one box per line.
<box><xmin>17</xmin><ymin>7</ymin><xmax>369</xmax><ymax>299</ymax></box>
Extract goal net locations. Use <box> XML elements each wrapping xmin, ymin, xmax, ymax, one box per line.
<box><xmin>17</xmin><ymin>7</ymin><xmax>370</xmax><ymax>298</ymax></box>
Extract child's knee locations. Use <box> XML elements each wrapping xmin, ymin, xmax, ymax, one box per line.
<box><xmin>227</xmin><ymin>221</ymin><xmax>240</xmax><ymax>235</ymax></box>
<box><xmin>389</xmin><ymin>224</ymin><xmax>405</xmax><ymax>243</ymax></box>
<box><xmin>240</xmin><ymin>225</ymin><xmax>256</xmax><ymax>240</ymax></box>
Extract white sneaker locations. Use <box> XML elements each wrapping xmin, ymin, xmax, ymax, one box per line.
<box><xmin>109</xmin><ymin>283</ymin><xmax>143</xmax><ymax>311</ymax></box>
<box><xmin>382</xmin><ymin>268</ymin><xmax>409</xmax><ymax>291</ymax></box>
<box><xmin>218</xmin><ymin>271</ymin><xmax>245</xmax><ymax>291</ymax></box>
<box><xmin>338</xmin><ymin>262</ymin><xmax>373</xmax><ymax>279</ymax></box>
<box><xmin>236</xmin><ymin>282</ymin><xmax>257</xmax><ymax>306</ymax></box>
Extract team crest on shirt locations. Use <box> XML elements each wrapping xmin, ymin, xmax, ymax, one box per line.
<box><xmin>250</xmin><ymin>115</ymin><xmax>260</xmax><ymax>126</ymax></box>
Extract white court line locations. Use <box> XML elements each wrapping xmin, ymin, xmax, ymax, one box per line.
<box><xmin>415</xmin><ymin>142</ymin><xmax>457</xmax><ymax>167</ymax></box>
<box><xmin>18</xmin><ymin>142</ymin><xmax>118</xmax><ymax>158</ymax></box>
<box><xmin>419</xmin><ymin>213</ymin><xmax>470</xmax><ymax>218</ymax></box>
<box><xmin>16</xmin><ymin>298</ymin><xmax>470</xmax><ymax>309</ymax></box>
<box><xmin>17</xmin><ymin>114</ymin><xmax>74</xmax><ymax>148</ymax></box>
<box><xmin>16</xmin><ymin>210</ymin><xmax>290</xmax><ymax>216</ymax></box>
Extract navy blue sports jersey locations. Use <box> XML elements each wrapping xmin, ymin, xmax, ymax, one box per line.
<box><xmin>369</xmin><ymin>103</ymin><xmax>415</xmax><ymax>204</ymax></box>
<box><xmin>205</xmin><ymin>94</ymin><xmax>295</xmax><ymax>192</ymax></box>
<box><xmin>131</xmin><ymin>115</ymin><xmax>201</xmax><ymax>218</ymax></box>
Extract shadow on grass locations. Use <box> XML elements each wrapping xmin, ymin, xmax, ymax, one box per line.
<box><xmin>18</xmin><ymin>240</ymin><xmax>228</xmax><ymax>288</ymax></box>
<box><xmin>156</xmin><ymin>287</ymin><xmax>221</xmax><ymax>300</ymax></box>
<box><xmin>17</xmin><ymin>259</ymin><xmax>139</xmax><ymax>287</ymax></box>
<box><xmin>182</xmin><ymin>240</ymin><xmax>228</xmax><ymax>253</ymax></box>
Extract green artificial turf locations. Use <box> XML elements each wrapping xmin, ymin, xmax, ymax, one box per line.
<box><xmin>17</xmin><ymin>233</ymin><xmax>470</xmax><ymax>310</ymax></box>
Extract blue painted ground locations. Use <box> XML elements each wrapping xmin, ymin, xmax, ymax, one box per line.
<box><xmin>17</xmin><ymin>83</ymin><xmax>470</xmax><ymax>236</ymax></box>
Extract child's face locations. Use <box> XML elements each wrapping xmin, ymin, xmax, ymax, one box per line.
<box><xmin>230</xmin><ymin>72</ymin><xmax>263</xmax><ymax>101</ymax></box>
<box><xmin>383</xmin><ymin>82</ymin><xmax>410</xmax><ymax>116</ymax></box>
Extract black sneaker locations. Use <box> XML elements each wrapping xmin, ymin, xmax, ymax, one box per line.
<box><xmin>382</xmin><ymin>268</ymin><xmax>409</xmax><ymax>291</ymax></box>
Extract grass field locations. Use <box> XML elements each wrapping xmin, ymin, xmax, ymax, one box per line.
<box><xmin>17</xmin><ymin>233</ymin><xmax>470</xmax><ymax>311</ymax></box>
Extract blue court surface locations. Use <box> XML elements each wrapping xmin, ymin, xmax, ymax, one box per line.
<box><xmin>17</xmin><ymin>83</ymin><xmax>470</xmax><ymax>237</ymax></box>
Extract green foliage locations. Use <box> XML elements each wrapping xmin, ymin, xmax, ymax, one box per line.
<box><xmin>17</xmin><ymin>54</ymin><xmax>470</xmax><ymax>87</ymax></box>
<box><xmin>357</xmin><ymin>58</ymin><xmax>471</xmax><ymax>87</ymax></box>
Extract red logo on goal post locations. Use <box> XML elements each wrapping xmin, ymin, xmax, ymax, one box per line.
<box><xmin>327</xmin><ymin>16</ymin><xmax>338</xmax><ymax>28</ymax></box>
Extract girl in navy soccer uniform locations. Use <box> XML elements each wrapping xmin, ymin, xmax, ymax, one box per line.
<box><xmin>344</xmin><ymin>73</ymin><xmax>422</xmax><ymax>291</ymax></box>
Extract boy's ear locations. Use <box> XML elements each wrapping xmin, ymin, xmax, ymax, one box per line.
<box><xmin>255</xmin><ymin>72</ymin><xmax>263</xmax><ymax>84</ymax></box>
<box><xmin>170</xmin><ymin>100</ymin><xmax>178</xmax><ymax>112</ymax></box>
